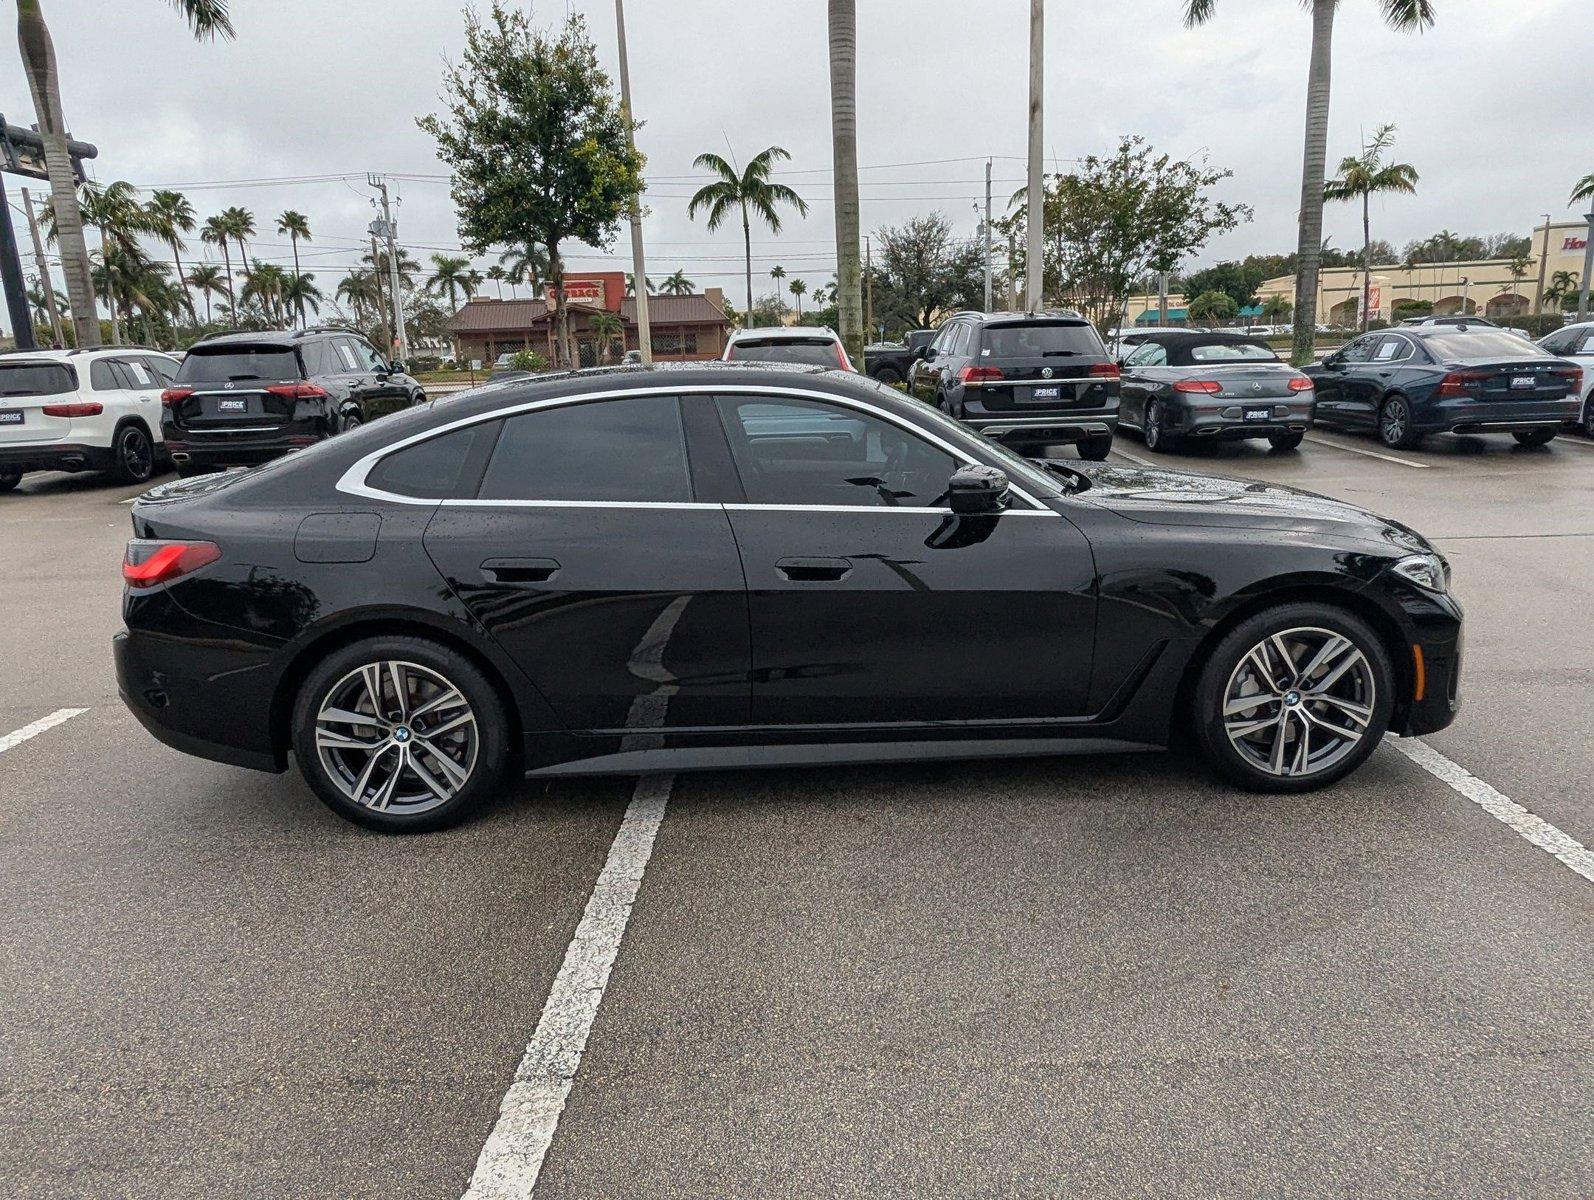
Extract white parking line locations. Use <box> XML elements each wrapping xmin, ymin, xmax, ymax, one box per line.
<box><xmin>1304</xmin><ymin>433</ymin><xmax>1432</xmax><ymax>469</ymax></box>
<box><xmin>0</xmin><ymin>707</ymin><xmax>88</xmax><ymax>755</ymax></box>
<box><xmin>1395</xmin><ymin>739</ymin><xmax>1594</xmax><ymax>884</ymax></box>
<box><xmin>463</xmin><ymin>774</ymin><xmax>673</xmax><ymax>1199</ymax></box>
<box><xmin>1556</xmin><ymin>436</ymin><xmax>1594</xmax><ymax>451</ymax></box>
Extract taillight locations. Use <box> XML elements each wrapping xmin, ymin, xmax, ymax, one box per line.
<box><xmin>122</xmin><ymin>539</ymin><xmax>221</xmax><ymax>589</ymax></box>
<box><xmin>1089</xmin><ymin>362</ymin><xmax>1121</xmax><ymax>380</ymax></box>
<box><xmin>41</xmin><ymin>401</ymin><xmax>103</xmax><ymax>417</ymax></box>
<box><xmin>160</xmin><ymin>387</ymin><xmax>194</xmax><ymax>407</ymax></box>
<box><xmin>1287</xmin><ymin>377</ymin><xmax>1315</xmax><ymax>392</ymax></box>
<box><xmin>958</xmin><ymin>365</ymin><xmax>1004</xmax><ymax>383</ymax></box>
<box><xmin>835</xmin><ymin>345</ymin><xmax>853</xmax><ymax>371</ymax></box>
<box><xmin>1173</xmin><ymin>379</ymin><xmax>1223</xmax><ymax>394</ymax></box>
<box><xmin>265</xmin><ymin>382</ymin><xmax>329</xmax><ymax>399</ymax></box>
<box><xmin>1437</xmin><ymin>370</ymin><xmax>1486</xmax><ymax>397</ymax></box>
<box><xmin>1558</xmin><ymin>365</ymin><xmax>1583</xmax><ymax>392</ymax></box>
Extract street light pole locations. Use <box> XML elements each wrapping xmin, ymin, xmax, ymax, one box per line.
<box><xmin>615</xmin><ymin>0</ymin><xmax>652</xmax><ymax>365</ymax></box>
<box><xmin>1024</xmin><ymin>0</ymin><xmax>1043</xmax><ymax>313</ymax></box>
<box><xmin>983</xmin><ymin>158</ymin><xmax>993</xmax><ymax>312</ymax></box>
<box><xmin>1579</xmin><ymin>212</ymin><xmax>1594</xmax><ymax>321</ymax></box>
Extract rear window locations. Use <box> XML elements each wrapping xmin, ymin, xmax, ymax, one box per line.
<box><xmin>1185</xmin><ymin>342</ymin><xmax>1279</xmax><ymax>363</ymax></box>
<box><xmin>727</xmin><ymin>339</ymin><xmax>842</xmax><ymax>367</ymax></box>
<box><xmin>0</xmin><ymin>362</ymin><xmax>74</xmax><ymax>397</ymax></box>
<box><xmin>176</xmin><ymin>346</ymin><xmax>303</xmax><ymax>384</ymax></box>
<box><xmin>979</xmin><ymin>322</ymin><xmax>1104</xmax><ymax>359</ymax></box>
<box><xmin>1423</xmin><ymin>331</ymin><xmax>1550</xmax><ymax>359</ymax></box>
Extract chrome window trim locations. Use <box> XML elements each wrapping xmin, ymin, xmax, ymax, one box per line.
<box><xmin>335</xmin><ymin>383</ymin><xmax>1057</xmax><ymax>512</ymax></box>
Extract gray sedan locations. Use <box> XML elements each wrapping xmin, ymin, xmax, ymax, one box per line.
<box><xmin>1118</xmin><ymin>332</ymin><xmax>1316</xmax><ymax>452</ymax></box>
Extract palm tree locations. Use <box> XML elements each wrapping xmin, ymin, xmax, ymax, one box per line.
<box><xmin>1572</xmin><ymin>174</ymin><xmax>1594</xmax><ymax>206</ymax></box>
<box><xmin>789</xmin><ymin>277</ymin><xmax>807</xmax><ymax>317</ymax></box>
<box><xmin>427</xmin><ymin>254</ymin><xmax>478</xmax><ymax>360</ymax></box>
<box><xmin>222</xmin><ymin>206</ymin><xmax>256</xmax><ymax>275</ymax></box>
<box><xmin>200</xmin><ymin>214</ymin><xmax>237</xmax><ymax>324</ymax></box>
<box><xmin>276</xmin><ymin>210</ymin><xmax>312</xmax><ymax>324</ymax></box>
<box><xmin>625</xmin><ymin>272</ymin><xmax>653</xmax><ymax>298</ymax></box>
<box><xmin>499</xmin><ymin>243</ymin><xmax>548</xmax><ymax>296</ymax></box>
<box><xmin>145</xmin><ymin>189</ymin><xmax>197</xmax><ymax>320</ymax></box>
<box><xmin>282</xmin><ymin>272</ymin><xmax>323</xmax><ymax>327</ymax></box>
<box><xmin>336</xmin><ymin>271</ymin><xmax>381</xmax><ymax>323</ymax></box>
<box><xmin>1324</xmin><ymin>123</ymin><xmax>1418</xmax><ymax>331</ymax></box>
<box><xmin>828</xmin><ymin>0</ymin><xmax>863</xmax><ymax>363</ymax></box>
<box><xmin>660</xmin><ymin>269</ymin><xmax>693</xmax><ymax>296</ymax></box>
<box><xmin>486</xmin><ymin>263</ymin><xmax>508</xmax><ymax>300</ymax></box>
<box><xmin>17</xmin><ymin>0</ymin><xmax>232</xmax><ymax>348</ymax></box>
<box><xmin>186</xmin><ymin>263</ymin><xmax>225</xmax><ymax>325</ymax></box>
<box><xmin>1183</xmin><ymin>0</ymin><xmax>1435</xmax><ymax>362</ymax></box>
<box><xmin>78</xmin><ymin>181</ymin><xmax>150</xmax><ymax>344</ymax></box>
<box><xmin>241</xmin><ymin>260</ymin><xmax>289</xmax><ymax>325</ymax></box>
<box><xmin>688</xmin><ymin>145</ymin><xmax>810</xmax><ymax>318</ymax></box>
<box><xmin>1545</xmin><ymin>269</ymin><xmax>1579</xmax><ymax>311</ymax></box>
<box><xmin>769</xmin><ymin>264</ymin><xmax>786</xmax><ymax>301</ymax></box>
<box><xmin>588</xmin><ymin>309</ymin><xmax>625</xmax><ymax>364</ymax></box>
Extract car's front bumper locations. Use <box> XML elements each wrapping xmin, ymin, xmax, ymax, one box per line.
<box><xmin>1365</xmin><ymin>579</ymin><xmax>1463</xmax><ymax>737</ymax></box>
<box><xmin>0</xmin><ymin>441</ymin><xmax>115</xmax><ymax>474</ymax></box>
<box><xmin>1421</xmin><ymin>395</ymin><xmax>1581</xmax><ymax>435</ymax></box>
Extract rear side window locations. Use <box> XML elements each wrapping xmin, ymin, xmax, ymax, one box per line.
<box><xmin>728</xmin><ymin>338</ymin><xmax>842</xmax><ymax>367</ymax></box>
<box><xmin>478</xmin><ymin>395</ymin><xmax>691</xmax><ymax>503</ymax></box>
<box><xmin>0</xmin><ymin>362</ymin><xmax>75</xmax><ymax>396</ymax></box>
<box><xmin>979</xmin><ymin>322</ymin><xmax>1104</xmax><ymax>358</ymax></box>
<box><xmin>177</xmin><ymin>347</ymin><xmax>303</xmax><ymax>384</ymax></box>
<box><xmin>367</xmin><ymin>422</ymin><xmax>498</xmax><ymax>500</ymax></box>
<box><xmin>90</xmin><ymin>360</ymin><xmax>123</xmax><ymax>390</ymax></box>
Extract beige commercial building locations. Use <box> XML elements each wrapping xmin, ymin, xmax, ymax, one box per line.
<box><xmin>1126</xmin><ymin>219</ymin><xmax>1590</xmax><ymax>326</ymax></box>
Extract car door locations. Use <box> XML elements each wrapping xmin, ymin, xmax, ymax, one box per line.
<box><xmin>1118</xmin><ymin>340</ymin><xmax>1167</xmax><ymax>428</ymax></box>
<box><xmin>709</xmin><ymin>388</ymin><xmax>1097</xmax><ymax>727</ymax></box>
<box><xmin>347</xmin><ymin>335</ymin><xmax>412</xmax><ymax>420</ymax></box>
<box><xmin>115</xmin><ymin>356</ymin><xmax>170</xmax><ymax>442</ymax></box>
<box><xmin>1343</xmin><ymin>335</ymin><xmax>1409</xmax><ymax>427</ymax></box>
<box><xmin>417</xmin><ymin>391</ymin><xmax>750</xmax><ymax>734</ymax></box>
<box><xmin>1313</xmin><ymin>334</ymin><xmax>1376</xmax><ymax>425</ymax></box>
<box><xmin>909</xmin><ymin>322</ymin><xmax>953</xmax><ymax>404</ymax></box>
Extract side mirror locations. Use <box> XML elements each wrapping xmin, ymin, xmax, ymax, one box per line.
<box><xmin>948</xmin><ymin>464</ymin><xmax>1010</xmax><ymax>514</ymax></box>
<box><xmin>1321</xmin><ymin>354</ymin><xmax>1342</xmax><ymax>370</ymax></box>
<box><xmin>387</xmin><ymin>360</ymin><xmax>406</xmax><ymax>376</ymax></box>
<box><xmin>916</xmin><ymin>343</ymin><xmax>934</xmax><ymax>361</ymax></box>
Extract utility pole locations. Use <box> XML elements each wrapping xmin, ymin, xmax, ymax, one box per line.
<box><xmin>368</xmin><ymin>233</ymin><xmax>391</xmax><ymax>356</ymax></box>
<box><xmin>614</xmin><ymin>0</ymin><xmax>652</xmax><ymax>365</ymax></box>
<box><xmin>1533</xmin><ymin>213</ymin><xmax>1552</xmax><ymax>315</ymax></box>
<box><xmin>367</xmin><ymin>174</ymin><xmax>409</xmax><ymax>363</ymax></box>
<box><xmin>0</xmin><ymin>171</ymin><xmax>34</xmax><ymax>349</ymax></box>
<box><xmin>983</xmin><ymin>158</ymin><xmax>993</xmax><ymax>312</ymax></box>
<box><xmin>20</xmin><ymin>186</ymin><xmax>61</xmax><ymax>345</ymax></box>
<box><xmin>1007</xmin><ymin>229</ymin><xmax>1018</xmax><ymax>311</ymax></box>
<box><xmin>1579</xmin><ymin>211</ymin><xmax>1594</xmax><ymax>321</ymax></box>
<box><xmin>1158</xmin><ymin>271</ymin><xmax>1169</xmax><ymax>324</ymax></box>
<box><xmin>1024</xmin><ymin>0</ymin><xmax>1044</xmax><ymax>313</ymax></box>
<box><xmin>864</xmin><ymin>235</ymin><xmax>874</xmax><ymax>339</ymax></box>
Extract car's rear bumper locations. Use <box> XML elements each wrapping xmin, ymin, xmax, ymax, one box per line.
<box><xmin>164</xmin><ymin>432</ymin><xmax>316</xmax><ymax>470</ymax></box>
<box><xmin>1421</xmin><ymin>395</ymin><xmax>1581</xmax><ymax>434</ymax></box>
<box><xmin>964</xmin><ymin>409</ymin><xmax>1119</xmax><ymax>444</ymax></box>
<box><xmin>0</xmin><ymin>441</ymin><xmax>114</xmax><ymax>474</ymax></box>
<box><xmin>1165</xmin><ymin>400</ymin><xmax>1314</xmax><ymax>440</ymax></box>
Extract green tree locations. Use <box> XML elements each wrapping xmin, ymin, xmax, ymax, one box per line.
<box><xmin>1187</xmin><ymin>289</ymin><xmax>1238</xmax><ymax>323</ymax></box>
<box><xmin>1184</xmin><ymin>0</ymin><xmax>1435</xmax><ymax>362</ymax></box>
<box><xmin>1260</xmin><ymin>294</ymin><xmax>1293</xmax><ymax>323</ymax></box>
<box><xmin>200</xmin><ymin>214</ymin><xmax>237</xmax><ymax>323</ymax></box>
<box><xmin>221</xmin><ymin>206</ymin><xmax>255</xmax><ymax>281</ymax></box>
<box><xmin>625</xmin><ymin>272</ymin><xmax>653</xmax><ymax>298</ymax></box>
<box><xmin>485</xmin><ymin>263</ymin><xmax>508</xmax><ymax>299</ymax></box>
<box><xmin>768</xmin><ymin>263</ymin><xmax>786</xmax><ymax>300</ymax></box>
<box><xmin>687</xmin><ymin>145</ymin><xmax>808</xmax><ymax>320</ymax></box>
<box><xmin>660</xmin><ymin>269</ymin><xmax>693</xmax><ymax>295</ymax></box>
<box><xmin>282</xmin><ymin>271</ymin><xmax>322</xmax><ymax>327</ymax></box>
<box><xmin>1324</xmin><ymin>123</ymin><xmax>1418</xmax><ymax>330</ymax></box>
<box><xmin>498</xmin><ymin>243</ymin><xmax>547</xmax><ymax>296</ymax></box>
<box><xmin>77</xmin><ymin>181</ymin><xmax>151</xmax><ymax>344</ymax></box>
<box><xmin>789</xmin><ymin>277</ymin><xmax>807</xmax><ymax>316</ymax></box>
<box><xmin>1180</xmin><ymin>261</ymin><xmax>1267</xmax><ymax>313</ymax></box>
<box><xmin>1571</xmin><ymin>174</ymin><xmax>1594</xmax><ymax>205</ymax></box>
<box><xmin>185</xmin><ymin>262</ymin><xmax>225</xmax><ymax>326</ymax></box>
<box><xmin>276</xmin><ymin>210</ymin><xmax>312</xmax><ymax>324</ymax></box>
<box><xmin>420</xmin><ymin>6</ymin><xmax>644</xmax><ymax>370</ymax></box>
<box><xmin>588</xmin><ymin>309</ymin><xmax>624</xmax><ymax>363</ymax></box>
<box><xmin>241</xmin><ymin>259</ymin><xmax>289</xmax><ymax>325</ymax></box>
<box><xmin>144</xmin><ymin>190</ymin><xmax>197</xmax><ymax>319</ymax></box>
<box><xmin>426</xmin><ymin>253</ymin><xmax>478</xmax><ymax>359</ymax></box>
<box><xmin>17</xmin><ymin>0</ymin><xmax>232</xmax><ymax>348</ymax></box>
<box><xmin>872</xmin><ymin>212</ymin><xmax>985</xmax><ymax>331</ymax></box>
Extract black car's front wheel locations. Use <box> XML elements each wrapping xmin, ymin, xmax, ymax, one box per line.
<box><xmin>1077</xmin><ymin>434</ymin><xmax>1113</xmax><ymax>461</ymax></box>
<box><xmin>1192</xmin><ymin>603</ymin><xmax>1394</xmax><ymax>793</ymax></box>
<box><xmin>291</xmin><ymin>635</ymin><xmax>510</xmax><ymax>832</ymax></box>
<box><xmin>1512</xmin><ymin>428</ymin><xmax>1556</xmax><ymax>448</ymax></box>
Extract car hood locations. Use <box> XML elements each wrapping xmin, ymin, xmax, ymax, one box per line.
<box><xmin>1064</xmin><ymin>460</ymin><xmax>1433</xmax><ymax>552</ymax></box>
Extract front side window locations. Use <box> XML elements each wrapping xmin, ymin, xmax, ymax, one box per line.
<box><xmin>478</xmin><ymin>395</ymin><xmax>691</xmax><ymax>503</ymax></box>
<box><xmin>350</xmin><ymin>338</ymin><xmax>386</xmax><ymax>372</ymax></box>
<box><xmin>715</xmin><ymin>395</ymin><xmax>956</xmax><ymax>508</ymax></box>
<box><xmin>1131</xmin><ymin>342</ymin><xmax>1169</xmax><ymax>366</ymax></box>
<box><xmin>1337</xmin><ymin>336</ymin><xmax>1377</xmax><ymax>365</ymax></box>
<box><xmin>136</xmin><ymin>355</ymin><xmax>178</xmax><ymax>385</ymax></box>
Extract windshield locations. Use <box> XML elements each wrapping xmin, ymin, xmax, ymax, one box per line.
<box><xmin>176</xmin><ymin>346</ymin><xmax>303</xmax><ymax>384</ymax></box>
<box><xmin>1424</xmin><ymin>331</ymin><xmax>1551</xmax><ymax>359</ymax></box>
<box><xmin>727</xmin><ymin>339</ymin><xmax>843</xmax><ymax>367</ymax></box>
<box><xmin>1186</xmin><ymin>342</ymin><xmax>1279</xmax><ymax>362</ymax></box>
<box><xmin>0</xmin><ymin>362</ymin><xmax>74</xmax><ymax>397</ymax></box>
<box><xmin>980</xmin><ymin>322</ymin><xmax>1104</xmax><ymax>358</ymax></box>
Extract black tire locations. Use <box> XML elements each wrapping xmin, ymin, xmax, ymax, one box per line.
<box><xmin>1512</xmin><ymin>428</ymin><xmax>1556</xmax><ymax>448</ymax></box>
<box><xmin>340</xmin><ymin>411</ymin><xmax>364</xmax><ymax>434</ymax></box>
<box><xmin>0</xmin><ymin>469</ymin><xmax>21</xmax><ymax>493</ymax></box>
<box><xmin>1077</xmin><ymin>434</ymin><xmax>1113</xmax><ymax>462</ymax></box>
<box><xmin>1267</xmin><ymin>431</ymin><xmax>1304</xmax><ymax>451</ymax></box>
<box><xmin>873</xmin><ymin>366</ymin><xmax>903</xmax><ymax>386</ymax></box>
<box><xmin>1143</xmin><ymin>399</ymin><xmax>1179</xmax><ymax>453</ymax></box>
<box><xmin>1191</xmin><ymin>602</ymin><xmax>1394</xmax><ymax>794</ymax></box>
<box><xmin>1582</xmin><ymin>396</ymin><xmax>1594</xmax><ymax>438</ymax></box>
<box><xmin>109</xmin><ymin>423</ymin><xmax>155</xmax><ymax>485</ymax></box>
<box><xmin>1377</xmin><ymin>395</ymin><xmax>1422</xmax><ymax>450</ymax></box>
<box><xmin>291</xmin><ymin>635</ymin><xmax>510</xmax><ymax>833</ymax></box>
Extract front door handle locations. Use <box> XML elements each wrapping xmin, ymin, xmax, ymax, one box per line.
<box><xmin>482</xmin><ymin>557</ymin><xmax>560</xmax><ymax>584</ymax></box>
<box><xmin>776</xmin><ymin>557</ymin><xmax>852</xmax><ymax>583</ymax></box>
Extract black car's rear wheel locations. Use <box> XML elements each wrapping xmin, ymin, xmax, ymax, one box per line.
<box><xmin>1077</xmin><ymin>434</ymin><xmax>1113</xmax><ymax>461</ymax></box>
<box><xmin>1378</xmin><ymin>396</ymin><xmax>1422</xmax><ymax>450</ymax></box>
<box><xmin>1192</xmin><ymin>603</ymin><xmax>1394</xmax><ymax>793</ymax></box>
<box><xmin>1512</xmin><ymin>428</ymin><xmax>1556</xmax><ymax>447</ymax></box>
<box><xmin>873</xmin><ymin>366</ymin><xmax>903</xmax><ymax>386</ymax></box>
<box><xmin>1143</xmin><ymin>399</ymin><xmax>1179</xmax><ymax>453</ymax></box>
<box><xmin>0</xmin><ymin>469</ymin><xmax>20</xmax><ymax>493</ymax></box>
<box><xmin>340</xmin><ymin>411</ymin><xmax>364</xmax><ymax>434</ymax></box>
<box><xmin>291</xmin><ymin>635</ymin><xmax>509</xmax><ymax>832</ymax></box>
<box><xmin>109</xmin><ymin>424</ymin><xmax>155</xmax><ymax>484</ymax></box>
<box><xmin>1582</xmin><ymin>397</ymin><xmax>1594</xmax><ymax>438</ymax></box>
<box><xmin>1267</xmin><ymin>431</ymin><xmax>1304</xmax><ymax>451</ymax></box>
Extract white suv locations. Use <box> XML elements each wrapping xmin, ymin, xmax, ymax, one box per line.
<box><xmin>722</xmin><ymin>326</ymin><xmax>854</xmax><ymax>370</ymax></box>
<box><xmin>0</xmin><ymin>347</ymin><xmax>181</xmax><ymax>491</ymax></box>
<box><xmin>1538</xmin><ymin>320</ymin><xmax>1594</xmax><ymax>436</ymax></box>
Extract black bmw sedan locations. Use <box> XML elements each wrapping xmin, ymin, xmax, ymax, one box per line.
<box><xmin>115</xmin><ymin>363</ymin><xmax>1462</xmax><ymax>832</ymax></box>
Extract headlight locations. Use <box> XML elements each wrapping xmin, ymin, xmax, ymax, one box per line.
<box><xmin>1391</xmin><ymin>553</ymin><xmax>1449</xmax><ymax>594</ymax></box>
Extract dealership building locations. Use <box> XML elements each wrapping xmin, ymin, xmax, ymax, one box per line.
<box><xmin>449</xmin><ymin>271</ymin><xmax>734</xmax><ymax>366</ymax></box>
<box><xmin>1126</xmin><ymin>219</ymin><xmax>1591</xmax><ymax>326</ymax></box>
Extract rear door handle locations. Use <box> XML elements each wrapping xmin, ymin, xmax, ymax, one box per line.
<box><xmin>776</xmin><ymin>557</ymin><xmax>852</xmax><ymax>583</ymax></box>
<box><xmin>482</xmin><ymin>557</ymin><xmax>560</xmax><ymax>584</ymax></box>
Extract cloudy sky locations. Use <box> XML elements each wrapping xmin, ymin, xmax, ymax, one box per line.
<box><xmin>4</xmin><ymin>0</ymin><xmax>1589</xmax><ymax>332</ymax></box>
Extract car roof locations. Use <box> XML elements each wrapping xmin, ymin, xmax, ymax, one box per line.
<box><xmin>963</xmin><ymin>310</ymin><xmax>1087</xmax><ymax>325</ymax></box>
<box><xmin>1134</xmin><ymin>331</ymin><xmax>1272</xmax><ymax>348</ymax></box>
<box><xmin>727</xmin><ymin>326</ymin><xmax>841</xmax><ymax>341</ymax></box>
<box><xmin>0</xmin><ymin>346</ymin><xmax>172</xmax><ymax>361</ymax></box>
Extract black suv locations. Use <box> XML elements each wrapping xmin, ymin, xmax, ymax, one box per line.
<box><xmin>161</xmin><ymin>330</ymin><xmax>425</xmax><ymax>476</ymax></box>
<box><xmin>907</xmin><ymin>311</ymin><xmax>1119</xmax><ymax>459</ymax></box>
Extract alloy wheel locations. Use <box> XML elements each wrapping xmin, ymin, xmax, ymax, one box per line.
<box><xmin>120</xmin><ymin>428</ymin><xmax>154</xmax><ymax>481</ymax></box>
<box><xmin>1221</xmin><ymin>626</ymin><xmax>1376</xmax><ymax>779</ymax></box>
<box><xmin>313</xmin><ymin>660</ymin><xmax>478</xmax><ymax>814</ymax></box>
<box><xmin>1380</xmin><ymin>399</ymin><xmax>1408</xmax><ymax>447</ymax></box>
<box><xmin>1144</xmin><ymin>400</ymin><xmax>1162</xmax><ymax>449</ymax></box>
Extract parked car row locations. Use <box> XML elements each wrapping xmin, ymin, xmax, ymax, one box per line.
<box><xmin>0</xmin><ymin>328</ymin><xmax>425</xmax><ymax>491</ymax></box>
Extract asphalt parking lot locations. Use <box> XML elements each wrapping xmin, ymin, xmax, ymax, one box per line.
<box><xmin>3</xmin><ymin>428</ymin><xmax>1591</xmax><ymax>1198</ymax></box>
